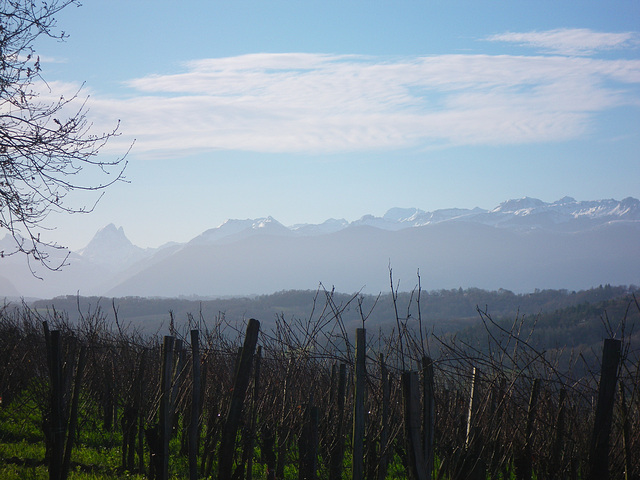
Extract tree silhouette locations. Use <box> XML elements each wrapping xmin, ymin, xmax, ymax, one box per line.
<box><xmin>0</xmin><ymin>0</ymin><xmax>128</xmax><ymax>270</ymax></box>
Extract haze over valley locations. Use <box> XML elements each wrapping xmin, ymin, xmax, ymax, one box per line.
<box><xmin>2</xmin><ymin>196</ymin><xmax>638</xmax><ymax>300</ymax></box>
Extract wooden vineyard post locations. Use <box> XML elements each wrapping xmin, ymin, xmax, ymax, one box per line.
<box><xmin>352</xmin><ymin>328</ymin><xmax>366</xmax><ymax>480</ymax></box>
<box><xmin>122</xmin><ymin>406</ymin><xmax>137</xmax><ymax>470</ymax></box>
<box><xmin>137</xmin><ymin>352</ymin><xmax>147</xmax><ymax>475</ymax></box>
<box><xmin>189</xmin><ymin>330</ymin><xmax>201</xmax><ymax>480</ymax></box>
<box><xmin>378</xmin><ymin>355</ymin><xmax>391</xmax><ymax>480</ymax></box>
<box><xmin>588</xmin><ymin>338</ymin><xmax>621</xmax><ymax>480</ymax></box>
<box><xmin>171</xmin><ymin>339</ymin><xmax>187</xmax><ymax>420</ymax></box>
<box><xmin>43</xmin><ymin>326</ymin><xmax>85</xmax><ymax>480</ymax></box>
<box><xmin>329</xmin><ymin>362</ymin><xmax>347</xmax><ymax>480</ymax></box>
<box><xmin>422</xmin><ymin>356</ymin><xmax>435</xmax><ymax>480</ymax></box>
<box><xmin>159</xmin><ymin>335</ymin><xmax>175</xmax><ymax>480</ymax></box>
<box><xmin>199</xmin><ymin>358</ymin><xmax>211</xmax><ymax>477</ymax></box>
<box><xmin>403</xmin><ymin>370</ymin><xmax>427</xmax><ymax>480</ymax></box>
<box><xmin>103</xmin><ymin>359</ymin><xmax>114</xmax><ymax>432</ymax></box>
<box><xmin>619</xmin><ymin>382</ymin><xmax>633</xmax><ymax>480</ymax></box>
<box><xmin>217</xmin><ymin>318</ymin><xmax>260</xmax><ymax>480</ymax></box>
<box><xmin>276</xmin><ymin>357</ymin><xmax>294</xmax><ymax>479</ymax></box>
<box><xmin>61</xmin><ymin>346</ymin><xmax>86</xmax><ymax>480</ymax></box>
<box><xmin>516</xmin><ymin>378</ymin><xmax>540</xmax><ymax>480</ymax></box>
<box><xmin>298</xmin><ymin>405</ymin><xmax>319</xmax><ymax>480</ymax></box>
<box><xmin>465</xmin><ymin>367</ymin><xmax>478</xmax><ymax>449</ymax></box>
<box><xmin>464</xmin><ymin>367</ymin><xmax>484</xmax><ymax>480</ymax></box>
<box><xmin>47</xmin><ymin>329</ymin><xmax>64</xmax><ymax>480</ymax></box>
<box><xmin>244</xmin><ymin>345</ymin><xmax>262</xmax><ymax>480</ymax></box>
<box><xmin>261</xmin><ymin>423</ymin><xmax>277</xmax><ymax>480</ymax></box>
<box><xmin>123</xmin><ymin>351</ymin><xmax>146</xmax><ymax>472</ymax></box>
<box><xmin>549</xmin><ymin>388</ymin><xmax>566</xmax><ymax>478</ymax></box>
<box><xmin>488</xmin><ymin>378</ymin><xmax>507</xmax><ymax>478</ymax></box>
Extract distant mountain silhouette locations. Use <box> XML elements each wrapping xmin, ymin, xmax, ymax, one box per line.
<box><xmin>1</xmin><ymin>197</ymin><xmax>638</xmax><ymax>298</ymax></box>
<box><xmin>105</xmin><ymin>219</ymin><xmax>640</xmax><ymax>297</ymax></box>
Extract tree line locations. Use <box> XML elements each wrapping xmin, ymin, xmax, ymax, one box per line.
<box><xmin>30</xmin><ymin>283</ymin><xmax>639</xmax><ymax>338</ymax></box>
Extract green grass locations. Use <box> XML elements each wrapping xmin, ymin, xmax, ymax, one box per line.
<box><xmin>0</xmin><ymin>391</ymin><xmax>148</xmax><ymax>480</ymax></box>
<box><xmin>1</xmin><ymin>388</ymin><xmax>421</xmax><ymax>480</ymax></box>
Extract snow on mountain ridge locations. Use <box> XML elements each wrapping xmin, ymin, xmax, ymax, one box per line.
<box><xmin>253</xmin><ymin>216</ymin><xmax>286</xmax><ymax>230</ymax></box>
<box><xmin>291</xmin><ymin>218</ymin><xmax>349</xmax><ymax>236</ymax></box>
<box><xmin>491</xmin><ymin>197</ymin><xmax>547</xmax><ymax>214</ymax></box>
<box><xmin>488</xmin><ymin>197</ymin><xmax>640</xmax><ymax>222</ymax></box>
<box><xmin>189</xmin><ymin>216</ymin><xmax>293</xmax><ymax>246</ymax></box>
<box><xmin>612</xmin><ymin>197</ymin><xmax>640</xmax><ymax>217</ymax></box>
<box><xmin>383</xmin><ymin>207</ymin><xmax>424</xmax><ymax>222</ymax></box>
<box><xmin>414</xmin><ymin>207</ymin><xmax>487</xmax><ymax>226</ymax></box>
<box><xmin>4</xmin><ymin>196</ymin><xmax>638</xmax><ymax>298</ymax></box>
<box><xmin>82</xmin><ymin>197</ymin><xmax>640</xmax><ymax>254</ymax></box>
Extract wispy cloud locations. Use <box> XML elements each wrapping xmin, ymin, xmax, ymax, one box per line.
<box><xmin>486</xmin><ymin>28</ymin><xmax>640</xmax><ymax>56</ymax></box>
<box><xmin>16</xmin><ymin>53</ymin><xmax>67</xmax><ymax>64</ymax></box>
<box><xmin>68</xmin><ymin>31</ymin><xmax>640</xmax><ymax>156</ymax></box>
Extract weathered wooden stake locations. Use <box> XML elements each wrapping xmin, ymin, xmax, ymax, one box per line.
<box><xmin>352</xmin><ymin>328</ymin><xmax>366</xmax><ymax>480</ymax></box>
<box><xmin>465</xmin><ymin>367</ymin><xmax>478</xmax><ymax>449</ymax></box>
<box><xmin>619</xmin><ymin>381</ymin><xmax>633</xmax><ymax>480</ymax></box>
<box><xmin>198</xmin><ymin>357</ymin><xmax>209</xmax><ymax>476</ymax></box>
<box><xmin>587</xmin><ymin>338</ymin><xmax>621</xmax><ymax>480</ymax></box>
<box><xmin>217</xmin><ymin>318</ymin><xmax>260</xmax><ymax>480</ymax></box>
<box><xmin>422</xmin><ymin>356</ymin><xmax>435</xmax><ymax>480</ymax></box>
<box><xmin>171</xmin><ymin>339</ymin><xmax>186</xmax><ymax>412</ymax></box>
<box><xmin>298</xmin><ymin>405</ymin><xmax>319</xmax><ymax>480</ymax></box>
<box><xmin>516</xmin><ymin>378</ymin><xmax>540</xmax><ymax>480</ymax></box>
<box><xmin>61</xmin><ymin>346</ymin><xmax>86</xmax><ymax>480</ymax></box>
<box><xmin>487</xmin><ymin>378</ymin><xmax>507</xmax><ymax>477</ymax></box>
<box><xmin>261</xmin><ymin>423</ymin><xmax>277</xmax><ymax>480</ymax></box>
<box><xmin>103</xmin><ymin>357</ymin><xmax>115</xmax><ymax>432</ymax></box>
<box><xmin>464</xmin><ymin>367</ymin><xmax>485</xmax><ymax>480</ymax></box>
<box><xmin>133</xmin><ymin>350</ymin><xmax>147</xmax><ymax>474</ymax></box>
<box><xmin>377</xmin><ymin>355</ymin><xmax>391</xmax><ymax>480</ymax></box>
<box><xmin>202</xmin><ymin>399</ymin><xmax>220</xmax><ymax>479</ymax></box>
<box><xmin>138</xmin><ymin>411</ymin><xmax>145</xmax><ymax>474</ymax></box>
<box><xmin>276</xmin><ymin>358</ymin><xmax>293</xmax><ymax>479</ymax></box>
<box><xmin>549</xmin><ymin>388</ymin><xmax>566</xmax><ymax>477</ymax></box>
<box><xmin>403</xmin><ymin>371</ymin><xmax>427</xmax><ymax>480</ymax></box>
<box><xmin>159</xmin><ymin>335</ymin><xmax>175</xmax><ymax>480</ymax></box>
<box><xmin>245</xmin><ymin>345</ymin><xmax>262</xmax><ymax>480</ymax></box>
<box><xmin>47</xmin><ymin>329</ymin><xmax>64</xmax><ymax>480</ymax></box>
<box><xmin>329</xmin><ymin>363</ymin><xmax>347</xmax><ymax>480</ymax></box>
<box><xmin>122</xmin><ymin>406</ymin><xmax>137</xmax><ymax>470</ymax></box>
<box><xmin>189</xmin><ymin>330</ymin><xmax>201</xmax><ymax>480</ymax></box>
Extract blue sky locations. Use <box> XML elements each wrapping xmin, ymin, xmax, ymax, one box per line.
<box><xmin>28</xmin><ymin>0</ymin><xmax>640</xmax><ymax>249</ymax></box>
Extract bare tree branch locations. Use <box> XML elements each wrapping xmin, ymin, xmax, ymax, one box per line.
<box><xmin>0</xmin><ymin>0</ymin><xmax>129</xmax><ymax>271</ymax></box>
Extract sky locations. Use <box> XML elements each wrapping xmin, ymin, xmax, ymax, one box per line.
<box><xmin>25</xmin><ymin>0</ymin><xmax>640</xmax><ymax>250</ymax></box>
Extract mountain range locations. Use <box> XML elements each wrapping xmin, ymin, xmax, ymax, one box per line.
<box><xmin>1</xmin><ymin>196</ymin><xmax>639</xmax><ymax>299</ymax></box>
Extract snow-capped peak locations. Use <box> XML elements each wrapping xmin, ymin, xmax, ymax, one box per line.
<box><xmin>491</xmin><ymin>197</ymin><xmax>547</xmax><ymax>214</ymax></box>
<box><xmin>383</xmin><ymin>207</ymin><xmax>424</xmax><ymax>223</ymax></box>
<box><xmin>252</xmin><ymin>216</ymin><xmax>281</xmax><ymax>229</ymax></box>
<box><xmin>612</xmin><ymin>197</ymin><xmax>640</xmax><ymax>217</ymax></box>
<box><xmin>290</xmin><ymin>218</ymin><xmax>349</xmax><ymax>236</ymax></box>
<box><xmin>189</xmin><ymin>216</ymin><xmax>292</xmax><ymax>246</ymax></box>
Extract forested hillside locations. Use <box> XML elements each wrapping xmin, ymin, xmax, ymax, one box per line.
<box><xmin>449</xmin><ymin>291</ymin><xmax>640</xmax><ymax>375</ymax></box>
<box><xmin>30</xmin><ymin>284</ymin><xmax>639</xmax><ymax>344</ymax></box>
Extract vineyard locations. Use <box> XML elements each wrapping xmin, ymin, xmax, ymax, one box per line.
<box><xmin>0</xmin><ymin>289</ymin><xmax>639</xmax><ymax>480</ymax></box>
